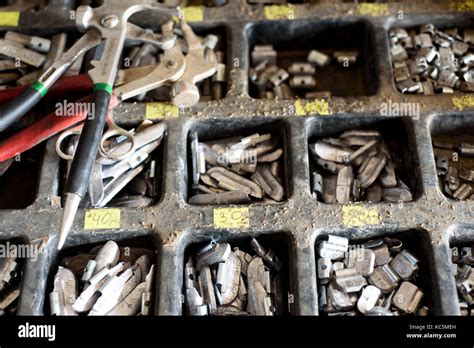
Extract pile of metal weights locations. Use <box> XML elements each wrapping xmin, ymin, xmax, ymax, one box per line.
<box><xmin>250</xmin><ymin>45</ymin><xmax>358</xmax><ymax>99</ymax></box>
<box><xmin>61</xmin><ymin>121</ymin><xmax>166</xmax><ymax>208</ymax></box>
<box><xmin>310</xmin><ymin>130</ymin><xmax>413</xmax><ymax>203</ymax></box>
<box><xmin>434</xmin><ymin>140</ymin><xmax>474</xmax><ymax>201</ymax></box>
<box><xmin>0</xmin><ymin>244</ymin><xmax>21</xmax><ymax>315</ymax></box>
<box><xmin>317</xmin><ymin>235</ymin><xmax>428</xmax><ymax>316</ymax></box>
<box><xmin>0</xmin><ymin>31</ymin><xmax>81</xmax><ymax>87</ymax></box>
<box><xmin>451</xmin><ymin>245</ymin><xmax>474</xmax><ymax>315</ymax></box>
<box><xmin>49</xmin><ymin>241</ymin><xmax>156</xmax><ymax>316</ymax></box>
<box><xmin>390</xmin><ymin>24</ymin><xmax>474</xmax><ymax>94</ymax></box>
<box><xmin>184</xmin><ymin>238</ymin><xmax>284</xmax><ymax>316</ymax></box>
<box><xmin>190</xmin><ymin>132</ymin><xmax>285</xmax><ymax>204</ymax></box>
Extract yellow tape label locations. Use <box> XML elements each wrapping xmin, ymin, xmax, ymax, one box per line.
<box><xmin>145</xmin><ymin>102</ymin><xmax>179</xmax><ymax>119</ymax></box>
<box><xmin>0</xmin><ymin>12</ymin><xmax>20</xmax><ymax>26</ymax></box>
<box><xmin>174</xmin><ymin>6</ymin><xmax>204</xmax><ymax>22</ymax></box>
<box><xmin>450</xmin><ymin>0</ymin><xmax>474</xmax><ymax>12</ymax></box>
<box><xmin>294</xmin><ymin>99</ymin><xmax>331</xmax><ymax>116</ymax></box>
<box><xmin>264</xmin><ymin>5</ymin><xmax>295</xmax><ymax>20</ymax></box>
<box><xmin>452</xmin><ymin>96</ymin><xmax>474</xmax><ymax>111</ymax></box>
<box><xmin>213</xmin><ymin>208</ymin><xmax>250</xmax><ymax>228</ymax></box>
<box><xmin>342</xmin><ymin>206</ymin><xmax>379</xmax><ymax>227</ymax></box>
<box><xmin>84</xmin><ymin>209</ymin><xmax>121</xmax><ymax>230</ymax></box>
<box><xmin>357</xmin><ymin>3</ymin><xmax>389</xmax><ymax>16</ymax></box>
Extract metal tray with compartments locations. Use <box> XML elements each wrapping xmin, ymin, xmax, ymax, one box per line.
<box><xmin>0</xmin><ymin>0</ymin><xmax>472</xmax><ymax>315</ymax></box>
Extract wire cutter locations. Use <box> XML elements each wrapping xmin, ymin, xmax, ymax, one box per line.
<box><xmin>0</xmin><ymin>16</ymin><xmax>218</xmax><ymax>163</ymax></box>
<box><xmin>0</xmin><ymin>18</ymin><xmax>183</xmax><ymax>162</ymax></box>
<box><xmin>0</xmin><ymin>4</ymin><xmax>218</xmax><ymax>250</ymax></box>
<box><xmin>0</xmin><ymin>1</ymin><xmax>179</xmax><ymax>250</ymax></box>
<box><xmin>58</xmin><ymin>2</ymin><xmax>180</xmax><ymax>250</ymax></box>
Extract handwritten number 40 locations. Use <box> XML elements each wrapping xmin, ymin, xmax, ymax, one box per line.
<box><xmin>90</xmin><ymin>212</ymin><xmax>114</xmax><ymax>226</ymax></box>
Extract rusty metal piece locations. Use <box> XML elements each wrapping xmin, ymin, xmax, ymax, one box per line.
<box><xmin>368</xmin><ymin>265</ymin><xmax>400</xmax><ymax>294</ymax></box>
<box><xmin>333</xmin><ymin>268</ymin><xmax>367</xmax><ymax>293</ymax></box>
<box><xmin>392</xmin><ymin>281</ymin><xmax>423</xmax><ymax>314</ymax></box>
<box><xmin>251</xmin><ymin>165</ymin><xmax>284</xmax><ymax>201</ymax></box>
<box><xmin>312</xmin><ymin>142</ymin><xmax>352</xmax><ymax>164</ymax></box>
<box><xmin>336</xmin><ymin>166</ymin><xmax>353</xmax><ymax>203</ymax></box>
<box><xmin>189</xmin><ymin>190</ymin><xmax>250</xmax><ymax>205</ymax></box>
<box><xmin>357</xmin><ymin>152</ymin><xmax>388</xmax><ymax>189</ymax></box>
<box><xmin>308</xmin><ymin>50</ymin><xmax>330</xmax><ymax>67</ymax></box>
<box><xmin>208</xmin><ymin>167</ymin><xmax>264</xmax><ymax>198</ymax></box>
<box><xmin>453</xmin><ymin>183</ymin><xmax>474</xmax><ymax>200</ymax></box>
<box><xmin>365</xmin><ymin>184</ymin><xmax>382</xmax><ymax>202</ymax></box>
<box><xmin>288</xmin><ymin>62</ymin><xmax>315</xmax><ymax>75</ymax></box>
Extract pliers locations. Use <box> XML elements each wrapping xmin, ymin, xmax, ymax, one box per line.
<box><xmin>0</xmin><ymin>2</ymin><xmax>177</xmax><ymax>133</ymax></box>
<box><xmin>0</xmin><ymin>17</ymin><xmax>218</xmax><ymax>163</ymax></box>
<box><xmin>0</xmin><ymin>0</ymin><xmax>179</xmax><ymax>250</ymax></box>
<box><xmin>0</xmin><ymin>19</ymin><xmax>186</xmax><ymax>162</ymax></box>
<box><xmin>60</xmin><ymin>1</ymin><xmax>179</xmax><ymax>250</ymax></box>
<box><xmin>0</xmin><ymin>2</ymin><xmax>219</xmax><ymax>252</ymax></box>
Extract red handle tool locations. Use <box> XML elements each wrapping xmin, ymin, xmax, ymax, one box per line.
<box><xmin>0</xmin><ymin>94</ymin><xmax>119</xmax><ymax>162</ymax></box>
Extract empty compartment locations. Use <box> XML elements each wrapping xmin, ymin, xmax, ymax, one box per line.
<box><xmin>181</xmin><ymin>232</ymin><xmax>294</xmax><ymax>316</ymax></box>
<box><xmin>246</xmin><ymin>19</ymin><xmax>378</xmax><ymax>98</ymax></box>
<box><xmin>449</xmin><ymin>229</ymin><xmax>474</xmax><ymax>316</ymax></box>
<box><xmin>388</xmin><ymin>17</ymin><xmax>474</xmax><ymax>95</ymax></box>
<box><xmin>307</xmin><ymin>116</ymin><xmax>421</xmax><ymax>203</ymax></box>
<box><xmin>0</xmin><ymin>237</ymin><xmax>27</xmax><ymax>316</ymax></box>
<box><xmin>187</xmin><ymin>118</ymin><xmax>290</xmax><ymax>205</ymax></box>
<box><xmin>0</xmin><ymin>145</ymin><xmax>43</xmax><ymax>209</ymax></box>
<box><xmin>44</xmin><ymin>234</ymin><xmax>159</xmax><ymax>316</ymax></box>
<box><xmin>430</xmin><ymin>114</ymin><xmax>474</xmax><ymax>201</ymax></box>
<box><xmin>315</xmin><ymin>229</ymin><xmax>436</xmax><ymax>316</ymax></box>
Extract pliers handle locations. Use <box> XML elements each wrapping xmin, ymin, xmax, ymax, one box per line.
<box><xmin>0</xmin><ymin>93</ymin><xmax>119</xmax><ymax>162</ymax></box>
<box><xmin>64</xmin><ymin>86</ymin><xmax>113</xmax><ymax>197</ymax></box>
<box><xmin>0</xmin><ymin>30</ymin><xmax>102</xmax><ymax>133</ymax></box>
<box><xmin>0</xmin><ymin>81</ymin><xmax>51</xmax><ymax>133</ymax></box>
<box><xmin>0</xmin><ymin>74</ymin><xmax>93</xmax><ymax>106</ymax></box>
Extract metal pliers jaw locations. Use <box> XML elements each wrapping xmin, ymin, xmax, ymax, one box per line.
<box><xmin>171</xmin><ymin>18</ymin><xmax>218</xmax><ymax>108</ymax></box>
<box><xmin>114</xmin><ymin>20</ymin><xmax>186</xmax><ymax>101</ymax></box>
<box><xmin>115</xmin><ymin>18</ymin><xmax>219</xmax><ymax>108</ymax></box>
<box><xmin>75</xmin><ymin>1</ymin><xmax>178</xmax><ymax>87</ymax></box>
